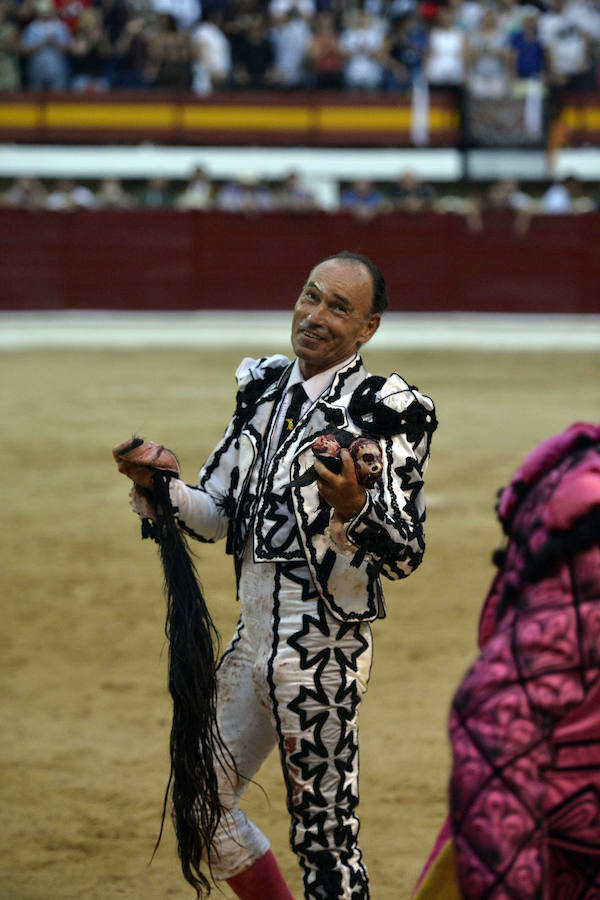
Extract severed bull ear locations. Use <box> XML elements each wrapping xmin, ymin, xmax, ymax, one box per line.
<box><xmin>113</xmin><ymin>436</ymin><xmax>180</xmax><ymax>477</ymax></box>
<box><xmin>113</xmin><ymin>435</ymin><xmax>145</xmax><ymax>456</ymax></box>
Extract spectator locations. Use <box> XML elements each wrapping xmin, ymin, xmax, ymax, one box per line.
<box><xmin>507</xmin><ymin>9</ymin><xmax>548</xmax><ymax>142</ymax></box>
<box><xmin>306</xmin><ymin>10</ymin><xmax>344</xmax><ymax>90</ymax></box>
<box><xmin>0</xmin><ymin>0</ymin><xmax>21</xmax><ymax>90</ymax></box>
<box><xmin>452</xmin><ymin>0</ymin><xmax>484</xmax><ymax>34</ymax></box>
<box><xmin>215</xmin><ymin>172</ymin><xmax>277</xmax><ymax>212</ymax></box>
<box><xmin>141</xmin><ymin>175</ymin><xmax>172</xmax><ymax>208</ymax></box>
<box><xmin>20</xmin><ymin>0</ymin><xmax>72</xmax><ymax>90</ymax></box>
<box><xmin>509</xmin><ymin>7</ymin><xmax>547</xmax><ymax>81</ymax></box>
<box><xmin>2</xmin><ymin>175</ymin><xmax>47</xmax><ymax>210</ymax></box>
<box><xmin>220</xmin><ymin>0</ymin><xmax>264</xmax><ymax>64</ymax></box>
<box><xmin>541</xmin><ymin>178</ymin><xmax>572</xmax><ymax>211</ymax></box>
<box><xmin>465</xmin><ymin>7</ymin><xmax>512</xmax><ymax>98</ymax></box>
<box><xmin>339</xmin><ymin>8</ymin><xmax>387</xmax><ymax>91</ymax></box>
<box><xmin>563</xmin><ymin>0</ymin><xmax>600</xmax><ymax>43</ymax></box>
<box><xmin>540</xmin><ymin>0</ymin><xmax>594</xmax><ymax>92</ymax></box>
<box><xmin>540</xmin><ymin>175</ymin><xmax>595</xmax><ymax>213</ymax></box>
<box><xmin>269</xmin><ymin>3</ymin><xmax>312</xmax><ymax>88</ymax></box>
<box><xmin>487</xmin><ymin>177</ymin><xmax>534</xmax><ymax>234</ymax></box>
<box><xmin>568</xmin><ymin>176</ymin><xmax>597</xmax><ymax>212</ymax></box>
<box><xmin>95</xmin><ymin>176</ymin><xmax>137</xmax><ymax>208</ymax></box>
<box><xmin>45</xmin><ymin>178</ymin><xmax>96</xmax><ymax>209</ymax></box>
<box><xmin>424</xmin><ymin>5</ymin><xmax>466</xmax><ymax>90</ymax></box>
<box><xmin>111</xmin><ymin>14</ymin><xmax>152</xmax><ymax>88</ymax></box>
<box><xmin>145</xmin><ymin>12</ymin><xmax>194</xmax><ymax>90</ymax></box>
<box><xmin>192</xmin><ymin>9</ymin><xmax>231</xmax><ymax>94</ymax></box>
<box><xmin>434</xmin><ymin>186</ymin><xmax>486</xmax><ymax>233</ymax></box>
<box><xmin>69</xmin><ymin>6</ymin><xmax>112</xmax><ymax>92</ymax></box>
<box><xmin>54</xmin><ymin>0</ymin><xmax>93</xmax><ymax>36</ymax></box>
<box><xmin>487</xmin><ymin>177</ymin><xmax>533</xmax><ymax>211</ymax></box>
<box><xmin>388</xmin><ymin>169</ymin><xmax>436</xmax><ymax>212</ymax></box>
<box><xmin>97</xmin><ymin>0</ymin><xmax>129</xmax><ymax>46</ymax></box>
<box><xmin>339</xmin><ymin>177</ymin><xmax>386</xmax><ymax>221</ymax></box>
<box><xmin>381</xmin><ymin>12</ymin><xmax>427</xmax><ymax>91</ymax></box>
<box><xmin>230</xmin><ymin>13</ymin><xmax>275</xmax><ymax>88</ymax></box>
<box><xmin>277</xmin><ymin>170</ymin><xmax>317</xmax><ymax>212</ymax></box>
<box><xmin>174</xmin><ymin>165</ymin><xmax>213</xmax><ymax>210</ymax></box>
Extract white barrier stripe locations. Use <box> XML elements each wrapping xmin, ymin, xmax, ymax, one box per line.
<box><xmin>1</xmin><ymin>311</ymin><xmax>599</xmax><ymax>350</ymax></box>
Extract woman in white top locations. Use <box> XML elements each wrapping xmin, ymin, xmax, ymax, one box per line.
<box><xmin>425</xmin><ymin>6</ymin><xmax>466</xmax><ymax>86</ymax></box>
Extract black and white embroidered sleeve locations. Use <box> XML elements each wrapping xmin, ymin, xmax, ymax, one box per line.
<box><xmin>168</xmin><ymin>354</ymin><xmax>290</xmax><ymax>544</ymax></box>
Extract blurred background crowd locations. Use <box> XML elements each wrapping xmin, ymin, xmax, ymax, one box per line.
<box><xmin>0</xmin><ymin>0</ymin><xmax>598</xmax><ymax>98</ymax></box>
<box><xmin>2</xmin><ymin>166</ymin><xmax>598</xmax><ymax>230</ymax></box>
<box><xmin>1</xmin><ymin>0</ymin><xmax>599</xmax><ymax>246</ymax></box>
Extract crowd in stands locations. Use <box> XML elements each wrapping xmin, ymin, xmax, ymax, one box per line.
<box><xmin>0</xmin><ymin>0</ymin><xmax>597</xmax><ymax>96</ymax></box>
<box><xmin>2</xmin><ymin>168</ymin><xmax>598</xmax><ymax>230</ymax></box>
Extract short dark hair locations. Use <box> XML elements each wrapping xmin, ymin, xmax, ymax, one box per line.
<box><xmin>317</xmin><ymin>250</ymin><xmax>389</xmax><ymax>315</ymax></box>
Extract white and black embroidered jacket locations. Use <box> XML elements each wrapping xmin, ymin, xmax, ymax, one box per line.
<box><xmin>169</xmin><ymin>353</ymin><xmax>437</xmax><ymax>623</ymax></box>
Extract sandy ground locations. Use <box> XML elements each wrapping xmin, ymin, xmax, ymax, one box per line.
<box><xmin>2</xmin><ymin>345</ymin><xmax>598</xmax><ymax>900</ymax></box>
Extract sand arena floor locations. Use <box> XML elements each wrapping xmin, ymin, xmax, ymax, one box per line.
<box><xmin>2</xmin><ymin>324</ymin><xmax>598</xmax><ymax>899</ymax></box>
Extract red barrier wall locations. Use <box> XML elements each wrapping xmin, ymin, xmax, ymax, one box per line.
<box><xmin>2</xmin><ymin>209</ymin><xmax>599</xmax><ymax>313</ymax></box>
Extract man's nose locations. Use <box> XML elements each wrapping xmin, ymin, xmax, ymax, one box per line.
<box><xmin>306</xmin><ymin>301</ymin><xmax>327</xmax><ymax>324</ymax></box>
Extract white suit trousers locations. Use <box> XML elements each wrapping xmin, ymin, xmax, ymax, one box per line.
<box><xmin>210</xmin><ymin>545</ymin><xmax>373</xmax><ymax>899</ymax></box>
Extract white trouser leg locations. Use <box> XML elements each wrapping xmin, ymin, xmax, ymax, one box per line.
<box><xmin>210</xmin><ymin>550</ymin><xmax>373</xmax><ymax>898</ymax></box>
<box><xmin>209</xmin><ymin>615</ymin><xmax>276</xmax><ymax>879</ymax></box>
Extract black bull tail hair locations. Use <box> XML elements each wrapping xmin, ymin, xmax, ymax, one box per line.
<box><xmin>145</xmin><ymin>472</ymin><xmax>232</xmax><ymax>897</ymax></box>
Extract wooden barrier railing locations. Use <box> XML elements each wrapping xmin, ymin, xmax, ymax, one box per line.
<box><xmin>0</xmin><ymin>90</ymin><xmax>459</xmax><ymax>146</ymax></box>
<box><xmin>1</xmin><ymin>209</ymin><xmax>598</xmax><ymax>313</ymax></box>
<box><xmin>0</xmin><ymin>90</ymin><xmax>598</xmax><ymax>147</ymax></box>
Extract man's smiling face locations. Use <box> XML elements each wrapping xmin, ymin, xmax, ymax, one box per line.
<box><xmin>291</xmin><ymin>258</ymin><xmax>381</xmax><ymax>379</ymax></box>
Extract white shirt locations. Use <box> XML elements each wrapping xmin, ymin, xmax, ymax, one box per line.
<box><xmin>541</xmin><ymin>183</ymin><xmax>573</xmax><ymax>213</ymax></box>
<box><xmin>269</xmin><ymin>354</ymin><xmax>357</xmax><ymax>457</ymax></box>
<box><xmin>426</xmin><ymin>27</ymin><xmax>466</xmax><ymax>85</ymax></box>
<box><xmin>270</xmin><ymin>17</ymin><xmax>312</xmax><ymax>85</ymax></box>
<box><xmin>192</xmin><ymin>20</ymin><xmax>231</xmax><ymax>93</ymax></box>
<box><xmin>540</xmin><ymin>14</ymin><xmax>588</xmax><ymax>75</ymax></box>
<box><xmin>340</xmin><ymin>21</ymin><xmax>386</xmax><ymax>89</ymax></box>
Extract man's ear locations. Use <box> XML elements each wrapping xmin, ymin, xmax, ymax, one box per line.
<box><xmin>359</xmin><ymin>313</ymin><xmax>381</xmax><ymax>346</ymax></box>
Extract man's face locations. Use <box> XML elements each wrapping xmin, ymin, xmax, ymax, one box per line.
<box><xmin>291</xmin><ymin>259</ymin><xmax>381</xmax><ymax>378</ymax></box>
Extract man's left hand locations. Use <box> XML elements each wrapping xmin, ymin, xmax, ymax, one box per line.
<box><xmin>314</xmin><ymin>449</ymin><xmax>366</xmax><ymax>521</ymax></box>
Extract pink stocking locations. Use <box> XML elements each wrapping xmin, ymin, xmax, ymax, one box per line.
<box><xmin>226</xmin><ymin>849</ymin><xmax>295</xmax><ymax>900</ymax></box>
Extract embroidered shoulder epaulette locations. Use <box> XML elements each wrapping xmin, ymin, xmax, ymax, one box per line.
<box><xmin>348</xmin><ymin>374</ymin><xmax>437</xmax><ymax>442</ymax></box>
<box><xmin>233</xmin><ymin>355</ymin><xmax>290</xmax><ymax>427</ymax></box>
